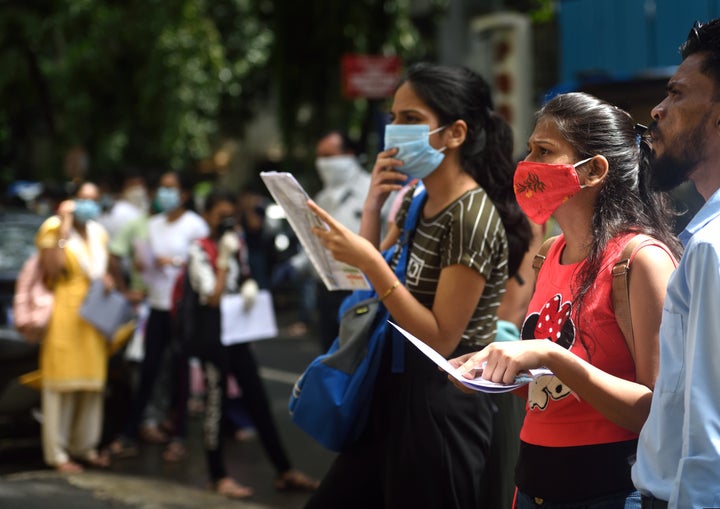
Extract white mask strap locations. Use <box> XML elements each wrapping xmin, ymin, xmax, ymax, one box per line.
<box><xmin>574</xmin><ymin>157</ymin><xmax>595</xmax><ymax>189</ymax></box>
<box><xmin>428</xmin><ymin>125</ymin><xmax>447</xmax><ymax>136</ymax></box>
<box><xmin>573</xmin><ymin>156</ymin><xmax>594</xmax><ymax>168</ymax></box>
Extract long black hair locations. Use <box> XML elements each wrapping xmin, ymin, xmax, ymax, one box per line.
<box><xmin>398</xmin><ymin>63</ymin><xmax>532</xmax><ymax>277</ymax></box>
<box><xmin>538</xmin><ymin>92</ymin><xmax>683</xmax><ymax>338</ymax></box>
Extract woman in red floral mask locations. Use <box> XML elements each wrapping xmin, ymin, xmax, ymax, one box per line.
<box><xmin>451</xmin><ymin>92</ymin><xmax>682</xmax><ymax>509</ymax></box>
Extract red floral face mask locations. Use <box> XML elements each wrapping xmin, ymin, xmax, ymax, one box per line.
<box><xmin>513</xmin><ymin>157</ymin><xmax>593</xmax><ymax>224</ymax></box>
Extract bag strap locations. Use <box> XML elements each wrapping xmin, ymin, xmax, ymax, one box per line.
<box><xmin>198</xmin><ymin>237</ymin><xmax>218</xmax><ymax>269</ymax></box>
<box><xmin>532</xmin><ymin>235</ymin><xmax>560</xmax><ymax>278</ymax></box>
<box><xmin>611</xmin><ymin>234</ymin><xmax>659</xmax><ymax>355</ymax></box>
<box><xmin>386</xmin><ymin>186</ymin><xmax>426</xmax><ymax>280</ymax></box>
<box><xmin>387</xmin><ymin>186</ymin><xmax>426</xmax><ymax>374</ymax></box>
<box><xmin>532</xmin><ymin>233</ymin><xmax>659</xmax><ymax>356</ymax></box>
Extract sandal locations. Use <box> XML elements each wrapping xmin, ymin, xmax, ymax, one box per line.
<box><xmin>162</xmin><ymin>440</ymin><xmax>187</xmax><ymax>463</ymax></box>
<box><xmin>56</xmin><ymin>461</ymin><xmax>84</xmax><ymax>474</ymax></box>
<box><xmin>109</xmin><ymin>438</ymin><xmax>139</xmax><ymax>458</ymax></box>
<box><xmin>140</xmin><ymin>425</ymin><xmax>169</xmax><ymax>444</ymax></box>
<box><xmin>274</xmin><ymin>470</ymin><xmax>320</xmax><ymax>493</ymax></box>
<box><xmin>82</xmin><ymin>450</ymin><xmax>111</xmax><ymax>469</ymax></box>
<box><xmin>215</xmin><ymin>477</ymin><xmax>254</xmax><ymax>499</ymax></box>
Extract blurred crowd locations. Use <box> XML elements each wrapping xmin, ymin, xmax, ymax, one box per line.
<box><xmin>7</xmin><ymin>164</ymin><xmax>338</xmax><ymax>498</ymax></box>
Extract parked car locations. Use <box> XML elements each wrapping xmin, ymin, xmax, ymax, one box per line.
<box><xmin>0</xmin><ymin>210</ymin><xmax>44</xmax><ymax>441</ymax></box>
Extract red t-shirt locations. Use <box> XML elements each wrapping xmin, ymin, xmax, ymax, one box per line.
<box><xmin>520</xmin><ymin>233</ymin><xmax>640</xmax><ymax>447</ymax></box>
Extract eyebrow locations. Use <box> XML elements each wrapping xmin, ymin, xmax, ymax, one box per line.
<box><xmin>528</xmin><ymin>138</ymin><xmax>558</xmax><ymax>148</ymax></box>
<box><xmin>666</xmin><ymin>79</ymin><xmax>685</xmax><ymax>91</ymax></box>
<box><xmin>392</xmin><ymin>108</ymin><xmax>426</xmax><ymax>117</ymax></box>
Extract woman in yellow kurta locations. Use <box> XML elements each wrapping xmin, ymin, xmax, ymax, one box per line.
<box><xmin>37</xmin><ymin>182</ymin><xmax>112</xmax><ymax>473</ymax></box>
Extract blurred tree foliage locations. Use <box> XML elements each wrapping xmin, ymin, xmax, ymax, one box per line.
<box><xmin>1</xmin><ymin>0</ymin><xmax>238</xmax><ymax>183</ymax></box>
<box><xmin>0</xmin><ymin>0</ymin><xmax>442</xmax><ymax>185</ymax></box>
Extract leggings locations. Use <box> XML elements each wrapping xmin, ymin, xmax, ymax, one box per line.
<box><xmin>197</xmin><ymin>306</ymin><xmax>292</xmax><ymax>481</ymax></box>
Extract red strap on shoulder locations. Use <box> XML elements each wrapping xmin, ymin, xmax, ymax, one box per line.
<box><xmin>198</xmin><ymin>237</ymin><xmax>218</xmax><ymax>269</ymax></box>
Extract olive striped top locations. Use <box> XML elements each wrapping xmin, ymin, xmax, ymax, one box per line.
<box><xmin>395</xmin><ymin>185</ymin><xmax>508</xmax><ymax>348</ymax></box>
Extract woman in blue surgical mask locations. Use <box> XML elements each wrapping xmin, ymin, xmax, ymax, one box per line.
<box><xmin>110</xmin><ymin>171</ymin><xmax>210</xmax><ymax>463</ymax></box>
<box><xmin>304</xmin><ymin>63</ymin><xmax>532</xmax><ymax>509</ymax></box>
<box><xmin>35</xmin><ymin>182</ymin><xmax>116</xmax><ymax>472</ymax></box>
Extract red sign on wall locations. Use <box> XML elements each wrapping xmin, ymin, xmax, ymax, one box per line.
<box><xmin>341</xmin><ymin>54</ymin><xmax>401</xmax><ymax>99</ymax></box>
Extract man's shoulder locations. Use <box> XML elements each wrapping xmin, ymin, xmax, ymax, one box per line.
<box><xmin>688</xmin><ymin>213</ymin><xmax>720</xmax><ymax>249</ymax></box>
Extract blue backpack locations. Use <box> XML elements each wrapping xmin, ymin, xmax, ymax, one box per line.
<box><xmin>288</xmin><ymin>188</ymin><xmax>426</xmax><ymax>451</ymax></box>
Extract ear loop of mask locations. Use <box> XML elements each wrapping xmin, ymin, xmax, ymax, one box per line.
<box><xmin>430</xmin><ymin>124</ymin><xmax>448</xmax><ymax>153</ymax></box>
<box><xmin>574</xmin><ymin>157</ymin><xmax>594</xmax><ymax>189</ymax></box>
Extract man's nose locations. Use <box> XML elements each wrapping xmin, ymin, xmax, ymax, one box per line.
<box><xmin>650</xmin><ymin>100</ymin><xmax>665</xmax><ymax>121</ymax></box>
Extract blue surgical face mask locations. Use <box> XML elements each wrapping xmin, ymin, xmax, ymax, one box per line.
<box><xmin>73</xmin><ymin>199</ymin><xmax>101</xmax><ymax>224</ymax></box>
<box><xmin>156</xmin><ymin>186</ymin><xmax>181</xmax><ymax>213</ymax></box>
<box><xmin>384</xmin><ymin>124</ymin><xmax>447</xmax><ymax>180</ymax></box>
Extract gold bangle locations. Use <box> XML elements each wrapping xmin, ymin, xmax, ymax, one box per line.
<box><xmin>379</xmin><ymin>280</ymin><xmax>400</xmax><ymax>301</ymax></box>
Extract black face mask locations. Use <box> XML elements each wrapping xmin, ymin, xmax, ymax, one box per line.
<box><xmin>216</xmin><ymin>216</ymin><xmax>237</xmax><ymax>236</ymax></box>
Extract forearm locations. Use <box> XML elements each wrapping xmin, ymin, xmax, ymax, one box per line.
<box><xmin>359</xmin><ymin>206</ymin><xmax>383</xmax><ymax>247</ymax></box>
<box><xmin>41</xmin><ymin>219</ymin><xmax>72</xmax><ymax>280</ymax></box>
<box><xmin>40</xmin><ymin>246</ymin><xmax>66</xmax><ymax>281</ymax></box>
<box><xmin>544</xmin><ymin>344</ymin><xmax>653</xmax><ymax>433</ymax></box>
<box><xmin>360</xmin><ymin>257</ymin><xmax>463</xmax><ymax>357</ymax></box>
<box><xmin>206</xmin><ymin>268</ymin><xmax>227</xmax><ymax>307</ymax></box>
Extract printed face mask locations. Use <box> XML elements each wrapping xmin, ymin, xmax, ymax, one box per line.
<box><xmin>513</xmin><ymin>157</ymin><xmax>593</xmax><ymax>224</ymax></box>
<box><xmin>384</xmin><ymin>124</ymin><xmax>446</xmax><ymax>180</ymax></box>
<box><xmin>156</xmin><ymin>186</ymin><xmax>181</xmax><ymax>213</ymax></box>
<box><xmin>73</xmin><ymin>199</ymin><xmax>101</xmax><ymax>224</ymax></box>
<box><xmin>315</xmin><ymin>155</ymin><xmax>358</xmax><ymax>188</ymax></box>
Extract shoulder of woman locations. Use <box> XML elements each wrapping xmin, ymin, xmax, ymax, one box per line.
<box><xmin>35</xmin><ymin>216</ymin><xmax>62</xmax><ymax>247</ymax></box>
<box><xmin>629</xmin><ymin>242</ymin><xmax>677</xmax><ymax>271</ymax></box>
<box><xmin>88</xmin><ymin>219</ymin><xmax>108</xmax><ymax>235</ymax></box>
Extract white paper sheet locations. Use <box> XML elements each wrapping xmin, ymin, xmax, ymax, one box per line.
<box><xmin>260</xmin><ymin>171</ymin><xmax>370</xmax><ymax>291</ymax></box>
<box><xmin>389</xmin><ymin>321</ymin><xmax>553</xmax><ymax>393</ymax></box>
<box><xmin>221</xmin><ymin>290</ymin><xmax>278</xmax><ymax>345</ymax></box>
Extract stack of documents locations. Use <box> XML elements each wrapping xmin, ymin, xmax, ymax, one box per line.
<box><xmin>260</xmin><ymin>171</ymin><xmax>370</xmax><ymax>291</ymax></box>
<box><xmin>389</xmin><ymin>322</ymin><xmax>553</xmax><ymax>393</ymax></box>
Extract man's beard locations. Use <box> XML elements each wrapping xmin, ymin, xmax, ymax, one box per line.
<box><xmin>649</xmin><ymin>152</ymin><xmax>697</xmax><ymax>191</ymax></box>
<box><xmin>649</xmin><ymin>117</ymin><xmax>708</xmax><ymax>191</ymax></box>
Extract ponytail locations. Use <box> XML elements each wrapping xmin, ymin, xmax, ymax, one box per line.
<box><xmin>466</xmin><ymin>112</ymin><xmax>531</xmax><ymax>278</ymax></box>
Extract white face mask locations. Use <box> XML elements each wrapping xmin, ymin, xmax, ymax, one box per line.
<box><xmin>315</xmin><ymin>155</ymin><xmax>359</xmax><ymax>188</ymax></box>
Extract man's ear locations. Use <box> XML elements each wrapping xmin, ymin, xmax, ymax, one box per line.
<box><xmin>583</xmin><ymin>155</ymin><xmax>609</xmax><ymax>187</ymax></box>
<box><xmin>445</xmin><ymin>120</ymin><xmax>468</xmax><ymax>149</ymax></box>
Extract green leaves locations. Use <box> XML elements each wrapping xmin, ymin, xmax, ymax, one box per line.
<box><xmin>0</xmin><ymin>0</ymin><xmax>438</xmax><ymax>183</ymax></box>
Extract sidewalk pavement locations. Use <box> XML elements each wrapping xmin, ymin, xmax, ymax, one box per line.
<box><xmin>0</xmin><ymin>470</ymin><xmax>274</xmax><ymax>509</ymax></box>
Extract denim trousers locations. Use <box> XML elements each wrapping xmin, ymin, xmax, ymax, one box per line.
<box><xmin>515</xmin><ymin>489</ymin><xmax>641</xmax><ymax>509</ymax></box>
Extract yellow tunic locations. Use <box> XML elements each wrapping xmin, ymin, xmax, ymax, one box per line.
<box><xmin>36</xmin><ymin>217</ymin><xmax>109</xmax><ymax>391</ymax></box>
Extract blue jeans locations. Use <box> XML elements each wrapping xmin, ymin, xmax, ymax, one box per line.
<box><xmin>515</xmin><ymin>489</ymin><xmax>641</xmax><ymax>509</ymax></box>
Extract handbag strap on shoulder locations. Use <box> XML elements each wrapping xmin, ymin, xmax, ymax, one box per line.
<box><xmin>387</xmin><ymin>186</ymin><xmax>426</xmax><ymax>374</ymax></box>
<box><xmin>388</xmin><ymin>186</ymin><xmax>426</xmax><ymax>280</ymax></box>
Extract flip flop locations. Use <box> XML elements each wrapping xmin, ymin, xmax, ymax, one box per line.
<box><xmin>83</xmin><ymin>450</ymin><xmax>111</xmax><ymax>469</ymax></box>
<box><xmin>109</xmin><ymin>438</ymin><xmax>139</xmax><ymax>458</ymax></box>
<box><xmin>274</xmin><ymin>470</ymin><xmax>320</xmax><ymax>492</ymax></box>
<box><xmin>56</xmin><ymin>461</ymin><xmax>84</xmax><ymax>474</ymax></box>
<box><xmin>162</xmin><ymin>441</ymin><xmax>187</xmax><ymax>463</ymax></box>
<box><xmin>215</xmin><ymin>477</ymin><xmax>254</xmax><ymax>499</ymax></box>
